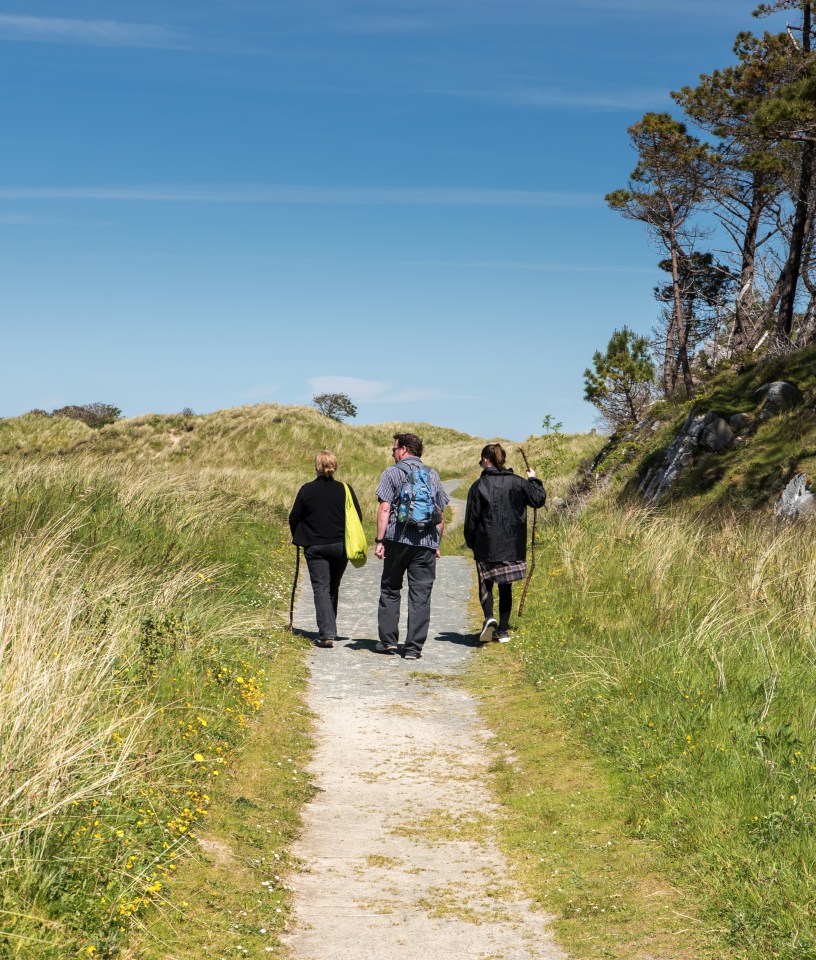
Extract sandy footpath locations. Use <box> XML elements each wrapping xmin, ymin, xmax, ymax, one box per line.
<box><xmin>284</xmin><ymin>491</ymin><xmax>565</xmax><ymax>960</ymax></box>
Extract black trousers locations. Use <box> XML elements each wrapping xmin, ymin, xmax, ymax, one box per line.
<box><xmin>479</xmin><ymin>578</ymin><xmax>512</xmax><ymax>627</ymax></box>
<box><xmin>304</xmin><ymin>542</ymin><xmax>348</xmax><ymax>640</ymax></box>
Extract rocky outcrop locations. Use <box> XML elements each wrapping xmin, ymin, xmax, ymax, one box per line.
<box><xmin>639</xmin><ymin>410</ymin><xmax>735</xmax><ymax>503</ymax></box>
<box><xmin>755</xmin><ymin>381</ymin><xmax>803</xmax><ymax>426</ymax></box>
<box><xmin>775</xmin><ymin>473</ymin><xmax>816</xmax><ymax>520</ymax></box>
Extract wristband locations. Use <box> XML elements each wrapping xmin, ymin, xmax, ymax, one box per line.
<box><xmin>375</xmin><ymin>538</ymin><xmax>385</xmax><ymax>544</ymax></box>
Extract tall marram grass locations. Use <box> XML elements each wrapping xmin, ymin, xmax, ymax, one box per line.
<box><xmin>517</xmin><ymin>505</ymin><xmax>816</xmax><ymax>959</ymax></box>
<box><xmin>0</xmin><ymin>458</ymin><xmax>294</xmax><ymax>958</ymax></box>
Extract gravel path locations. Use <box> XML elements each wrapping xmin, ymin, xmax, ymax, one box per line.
<box><xmin>284</xmin><ymin>485</ymin><xmax>563</xmax><ymax>960</ymax></box>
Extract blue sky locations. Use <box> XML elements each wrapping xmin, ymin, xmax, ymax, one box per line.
<box><xmin>0</xmin><ymin>1</ymin><xmax>786</xmax><ymax>438</ymax></box>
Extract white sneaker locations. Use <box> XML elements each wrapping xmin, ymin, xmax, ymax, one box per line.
<box><xmin>479</xmin><ymin>618</ymin><xmax>498</xmax><ymax>643</ymax></box>
<box><xmin>495</xmin><ymin>630</ymin><xmax>511</xmax><ymax>643</ymax></box>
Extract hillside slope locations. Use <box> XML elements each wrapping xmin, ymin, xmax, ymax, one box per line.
<box><xmin>583</xmin><ymin>342</ymin><xmax>816</xmax><ymax>512</ymax></box>
<box><xmin>0</xmin><ymin>404</ymin><xmax>601</xmax><ymax>514</ymax></box>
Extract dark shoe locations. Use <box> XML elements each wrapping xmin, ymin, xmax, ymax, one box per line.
<box><xmin>316</xmin><ymin>637</ymin><xmax>334</xmax><ymax>648</ymax></box>
<box><xmin>402</xmin><ymin>649</ymin><xmax>421</xmax><ymax>660</ymax></box>
<box><xmin>479</xmin><ymin>618</ymin><xmax>498</xmax><ymax>643</ymax></box>
<box><xmin>495</xmin><ymin>630</ymin><xmax>510</xmax><ymax>643</ymax></box>
<box><xmin>375</xmin><ymin>640</ymin><xmax>398</xmax><ymax>654</ymax></box>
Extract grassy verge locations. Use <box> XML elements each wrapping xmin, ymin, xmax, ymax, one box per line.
<box><xmin>482</xmin><ymin>505</ymin><xmax>816</xmax><ymax>960</ymax></box>
<box><xmin>134</xmin><ymin>630</ymin><xmax>313</xmax><ymax>959</ymax></box>
<box><xmin>0</xmin><ymin>458</ymin><xmax>302</xmax><ymax>957</ymax></box>
<box><xmin>470</xmin><ymin>651</ymin><xmax>724</xmax><ymax>960</ymax></box>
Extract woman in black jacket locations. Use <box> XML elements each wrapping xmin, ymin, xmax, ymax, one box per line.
<box><xmin>289</xmin><ymin>450</ymin><xmax>363</xmax><ymax>648</ymax></box>
<box><xmin>464</xmin><ymin>443</ymin><xmax>546</xmax><ymax>643</ymax></box>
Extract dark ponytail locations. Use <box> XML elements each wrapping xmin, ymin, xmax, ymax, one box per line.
<box><xmin>481</xmin><ymin>443</ymin><xmax>506</xmax><ymax>469</ymax></box>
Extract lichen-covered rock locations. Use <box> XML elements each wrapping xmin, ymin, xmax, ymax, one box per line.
<box><xmin>775</xmin><ymin>473</ymin><xmax>816</xmax><ymax>520</ymax></box>
<box><xmin>729</xmin><ymin>412</ymin><xmax>753</xmax><ymax>434</ymax></box>
<box><xmin>639</xmin><ymin>411</ymin><xmax>734</xmax><ymax>503</ymax></box>
<box><xmin>755</xmin><ymin>381</ymin><xmax>803</xmax><ymax>425</ymax></box>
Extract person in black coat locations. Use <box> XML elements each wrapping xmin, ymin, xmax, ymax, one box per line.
<box><xmin>464</xmin><ymin>443</ymin><xmax>546</xmax><ymax>643</ymax></box>
<box><xmin>289</xmin><ymin>450</ymin><xmax>363</xmax><ymax>647</ymax></box>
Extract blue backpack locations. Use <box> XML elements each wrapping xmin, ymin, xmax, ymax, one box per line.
<box><xmin>395</xmin><ymin>462</ymin><xmax>440</xmax><ymax>529</ymax></box>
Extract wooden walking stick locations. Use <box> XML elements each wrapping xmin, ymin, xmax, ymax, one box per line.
<box><xmin>287</xmin><ymin>545</ymin><xmax>301</xmax><ymax>632</ymax></box>
<box><xmin>516</xmin><ymin>446</ymin><xmax>538</xmax><ymax>618</ymax></box>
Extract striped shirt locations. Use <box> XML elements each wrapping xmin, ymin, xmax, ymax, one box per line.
<box><xmin>377</xmin><ymin>456</ymin><xmax>450</xmax><ymax>550</ymax></box>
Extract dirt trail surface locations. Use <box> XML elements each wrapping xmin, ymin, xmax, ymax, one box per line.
<box><xmin>285</xmin><ymin>500</ymin><xmax>564</xmax><ymax>960</ymax></box>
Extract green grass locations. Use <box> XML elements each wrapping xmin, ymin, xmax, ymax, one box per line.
<box><xmin>486</xmin><ymin>504</ymin><xmax>816</xmax><ymax>959</ymax></box>
<box><xmin>0</xmin><ymin>457</ymin><xmax>300</xmax><ymax>957</ymax></box>
<box><xmin>470</xmin><ymin>653</ymin><xmax>722</xmax><ymax>960</ymax></box>
<box><xmin>133</xmin><ymin>631</ymin><xmax>314</xmax><ymax>959</ymax></box>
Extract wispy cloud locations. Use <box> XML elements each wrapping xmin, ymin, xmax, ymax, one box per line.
<box><xmin>0</xmin><ymin>212</ymin><xmax>80</xmax><ymax>226</ymax></box>
<box><xmin>309</xmin><ymin>377</ymin><xmax>389</xmax><ymax>403</ymax></box>
<box><xmin>445</xmin><ymin>85</ymin><xmax>669</xmax><ymax>112</ymax></box>
<box><xmin>0</xmin><ymin>184</ymin><xmax>600</xmax><ymax>208</ymax></box>
<box><xmin>308</xmin><ymin>376</ymin><xmax>441</xmax><ymax>405</ymax></box>
<box><xmin>0</xmin><ymin>14</ymin><xmax>180</xmax><ymax>49</ymax></box>
<box><xmin>398</xmin><ymin>259</ymin><xmax>654</xmax><ymax>274</ymax></box>
<box><xmin>385</xmin><ymin>387</ymin><xmax>442</xmax><ymax>403</ymax></box>
<box><xmin>568</xmin><ymin>0</ymin><xmax>745</xmax><ymax>14</ymax></box>
<box><xmin>333</xmin><ymin>15</ymin><xmax>435</xmax><ymax>35</ymax></box>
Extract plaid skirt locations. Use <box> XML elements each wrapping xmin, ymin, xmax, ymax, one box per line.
<box><xmin>476</xmin><ymin>559</ymin><xmax>526</xmax><ymax>584</ymax></box>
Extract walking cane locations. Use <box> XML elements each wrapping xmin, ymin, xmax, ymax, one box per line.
<box><xmin>288</xmin><ymin>545</ymin><xmax>301</xmax><ymax>632</ymax></box>
<box><xmin>516</xmin><ymin>446</ymin><xmax>538</xmax><ymax>618</ymax></box>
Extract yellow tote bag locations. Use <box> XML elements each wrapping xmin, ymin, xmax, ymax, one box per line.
<box><xmin>343</xmin><ymin>483</ymin><xmax>367</xmax><ymax>568</ymax></box>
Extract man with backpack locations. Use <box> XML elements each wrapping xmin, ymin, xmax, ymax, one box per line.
<box><xmin>374</xmin><ymin>432</ymin><xmax>450</xmax><ymax>660</ymax></box>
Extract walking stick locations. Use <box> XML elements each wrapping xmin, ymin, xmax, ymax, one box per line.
<box><xmin>287</xmin><ymin>545</ymin><xmax>301</xmax><ymax>632</ymax></box>
<box><xmin>516</xmin><ymin>446</ymin><xmax>537</xmax><ymax>618</ymax></box>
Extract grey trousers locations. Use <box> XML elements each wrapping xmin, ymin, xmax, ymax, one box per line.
<box><xmin>305</xmin><ymin>542</ymin><xmax>348</xmax><ymax>640</ymax></box>
<box><xmin>378</xmin><ymin>542</ymin><xmax>437</xmax><ymax>655</ymax></box>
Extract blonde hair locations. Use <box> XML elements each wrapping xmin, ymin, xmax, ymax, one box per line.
<box><xmin>315</xmin><ymin>450</ymin><xmax>338</xmax><ymax>476</ymax></box>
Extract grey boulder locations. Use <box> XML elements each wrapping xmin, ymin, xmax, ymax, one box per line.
<box><xmin>775</xmin><ymin>473</ymin><xmax>816</xmax><ymax>520</ymax></box>
<box><xmin>755</xmin><ymin>381</ymin><xmax>803</xmax><ymax>424</ymax></box>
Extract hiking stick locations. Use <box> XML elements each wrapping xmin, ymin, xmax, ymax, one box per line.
<box><xmin>516</xmin><ymin>446</ymin><xmax>537</xmax><ymax>618</ymax></box>
<box><xmin>288</xmin><ymin>545</ymin><xmax>301</xmax><ymax>632</ymax></box>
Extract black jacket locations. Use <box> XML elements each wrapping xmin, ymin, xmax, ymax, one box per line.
<box><xmin>463</xmin><ymin>468</ymin><xmax>546</xmax><ymax>563</ymax></box>
<box><xmin>289</xmin><ymin>475</ymin><xmax>363</xmax><ymax>546</ymax></box>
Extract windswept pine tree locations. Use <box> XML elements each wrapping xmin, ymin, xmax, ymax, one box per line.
<box><xmin>606</xmin><ymin>113</ymin><xmax>714</xmax><ymax>397</ymax></box>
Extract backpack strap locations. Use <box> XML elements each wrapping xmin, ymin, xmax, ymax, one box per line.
<box><xmin>394</xmin><ymin>459</ymin><xmax>414</xmax><ymax>490</ymax></box>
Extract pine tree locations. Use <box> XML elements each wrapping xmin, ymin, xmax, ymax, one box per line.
<box><xmin>752</xmin><ymin>1</ymin><xmax>816</xmax><ymax>340</ymax></box>
<box><xmin>607</xmin><ymin>113</ymin><xmax>714</xmax><ymax>397</ymax></box>
<box><xmin>583</xmin><ymin>327</ymin><xmax>656</xmax><ymax>429</ymax></box>
<box><xmin>673</xmin><ymin>30</ymin><xmax>790</xmax><ymax>348</ymax></box>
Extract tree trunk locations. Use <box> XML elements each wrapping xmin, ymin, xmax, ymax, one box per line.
<box><xmin>776</xmin><ymin>141</ymin><xmax>815</xmax><ymax>337</ymax></box>
<box><xmin>733</xmin><ymin>171</ymin><xmax>765</xmax><ymax>348</ymax></box>
<box><xmin>670</xmin><ymin>231</ymin><xmax>695</xmax><ymax>397</ymax></box>
<box><xmin>775</xmin><ymin>2</ymin><xmax>813</xmax><ymax>339</ymax></box>
<box><xmin>662</xmin><ymin>312</ymin><xmax>677</xmax><ymax>397</ymax></box>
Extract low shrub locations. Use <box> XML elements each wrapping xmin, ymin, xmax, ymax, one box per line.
<box><xmin>52</xmin><ymin>403</ymin><xmax>122</xmax><ymax>429</ymax></box>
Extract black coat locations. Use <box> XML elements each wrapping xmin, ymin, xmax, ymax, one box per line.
<box><xmin>463</xmin><ymin>468</ymin><xmax>546</xmax><ymax>563</ymax></box>
<box><xmin>289</xmin><ymin>475</ymin><xmax>362</xmax><ymax>546</ymax></box>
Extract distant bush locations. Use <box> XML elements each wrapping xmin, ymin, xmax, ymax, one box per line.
<box><xmin>27</xmin><ymin>409</ymin><xmax>49</xmax><ymax>417</ymax></box>
<box><xmin>181</xmin><ymin>407</ymin><xmax>195</xmax><ymax>418</ymax></box>
<box><xmin>51</xmin><ymin>403</ymin><xmax>122</xmax><ymax>429</ymax></box>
